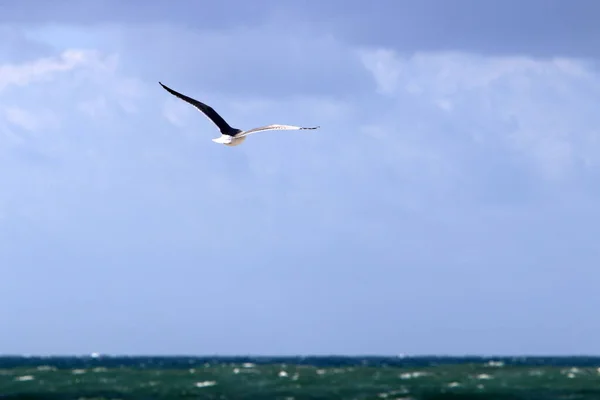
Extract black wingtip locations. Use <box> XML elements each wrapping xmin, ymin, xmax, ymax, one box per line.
<box><xmin>159</xmin><ymin>82</ymin><xmax>172</xmax><ymax>93</ymax></box>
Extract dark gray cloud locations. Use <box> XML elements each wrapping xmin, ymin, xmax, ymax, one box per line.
<box><xmin>112</xmin><ymin>24</ymin><xmax>372</xmax><ymax>99</ymax></box>
<box><xmin>289</xmin><ymin>0</ymin><xmax>600</xmax><ymax>58</ymax></box>
<box><xmin>3</xmin><ymin>0</ymin><xmax>600</xmax><ymax>58</ymax></box>
<box><xmin>0</xmin><ymin>0</ymin><xmax>276</xmax><ymax>28</ymax></box>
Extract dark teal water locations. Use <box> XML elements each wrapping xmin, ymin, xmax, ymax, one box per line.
<box><xmin>1</xmin><ymin>356</ymin><xmax>600</xmax><ymax>399</ymax></box>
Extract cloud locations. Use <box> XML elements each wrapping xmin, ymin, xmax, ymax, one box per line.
<box><xmin>5</xmin><ymin>26</ymin><xmax>594</xmax><ymax>231</ymax></box>
<box><xmin>5</xmin><ymin>0</ymin><xmax>600</xmax><ymax>58</ymax></box>
<box><xmin>77</xmin><ymin>96</ymin><xmax>109</xmax><ymax>119</ymax></box>
<box><xmin>0</xmin><ymin>49</ymin><xmax>100</xmax><ymax>90</ymax></box>
<box><xmin>161</xmin><ymin>97</ymin><xmax>190</xmax><ymax>128</ymax></box>
<box><xmin>358</xmin><ymin>48</ymin><xmax>600</xmax><ymax>184</ymax></box>
<box><xmin>0</xmin><ymin>47</ymin><xmax>148</xmax><ymax>228</ymax></box>
<box><xmin>359</xmin><ymin>48</ymin><xmax>404</xmax><ymax>95</ymax></box>
<box><xmin>2</xmin><ymin>16</ymin><xmax>600</xmax><ymax>355</ymax></box>
<box><xmin>28</xmin><ymin>23</ymin><xmax>373</xmax><ymax>100</ymax></box>
<box><xmin>0</xmin><ymin>0</ymin><xmax>280</xmax><ymax>30</ymax></box>
<box><xmin>3</xmin><ymin>106</ymin><xmax>60</xmax><ymax>132</ymax></box>
<box><xmin>284</xmin><ymin>0</ymin><xmax>600</xmax><ymax>58</ymax></box>
<box><xmin>0</xmin><ymin>26</ymin><xmax>56</xmax><ymax>63</ymax></box>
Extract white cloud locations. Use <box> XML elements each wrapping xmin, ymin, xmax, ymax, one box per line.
<box><xmin>162</xmin><ymin>97</ymin><xmax>194</xmax><ymax>128</ymax></box>
<box><xmin>358</xmin><ymin>48</ymin><xmax>403</xmax><ymax>95</ymax></box>
<box><xmin>77</xmin><ymin>96</ymin><xmax>109</xmax><ymax>119</ymax></box>
<box><xmin>0</xmin><ymin>49</ymin><xmax>105</xmax><ymax>91</ymax></box>
<box><xmin>358</xmin><ymin>48</ymin><xmax>600</xmax><ymax>182</ymax></box>
<box><xmin>0</xmin><ymin>49</ymin><xmax>141</xmax><ymax>124</ymax></box>
<box><xmin>110</xmin><ymin>75</ymin><xmax>144</xmax><ymax>114</ymax></box>
<box><xmin>0</xmin><ymin>47</ymin><xmax>148</xmax><ymax>218</ymax></box>
<box><xmin>0</xmin><ymin>48</ymin><xmax>145</xmax><ymax>138</ymax></box>
<box><xmin>3</xmin><ymin>107</ymin><xmax>60</xmax><ymax>132</ymax></box>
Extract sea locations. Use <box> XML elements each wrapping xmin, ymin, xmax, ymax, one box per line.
<box><xmin>1</xmin><ymin>356</ymin><xmax>599</xmax><ymax>399</ymax></box>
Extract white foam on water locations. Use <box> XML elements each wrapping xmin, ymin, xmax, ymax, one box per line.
<box><xmin>448</xmin><ymin>382</ymin><xmax>461</xmax><ymax>388</ymax></box>
<box><xmin>529</xmin><ymin>370</ymin><xmax>544</xmax><ymax>376</ymax></box>
<box><xmin>36</xmin><ymin>366</ymin><xmax>56</xmax><ymax>372</ymax></box>
<box><xmin>72</xmin><ymin>369</ymin><xmax>86</xmax><ymax>375</ymax></box>
<box><xmin>233</xmin><ymin>366</ymin><xmax>259</xmax><ymax>375</ymax></box>
<box><xmin>561</xmin><ymin>367</ymin><xmax>580</xmax><ymax>379</ymax></box>
<box><xmin>399</xmin><ymin>371</ymin><xmax>428</xmax><ymax>379</ymax></box>
<box><xmin>316</xmin><ymin>369</ymin><xmax>326</xmax><ymax>375</ymax></box>
<box><xmin>92</xmin><ymin>367</ymin><xmax>107</xmax><ymax>373</ymax></box>
<box><xmin>278</xmin><ymin>370</ymin><xmax>288</xmax><ymax>378</ymax></box>
<box><xmin>485</xmin><ymin>360</ymin><xmax>504</xmax><ymax>367</ymax></box>
<box><xmin>15</xmin><ymin>375</ymin><xmax>35</xmax><ymax>381</ymax></box>
<box><xmin>476</xmin><ymin>374</ymin><xmax>493</xmax><ymax>380</ymax></box>
<box><xmin>377</xmin><ymin>388</ymin><xmax>411</xmax><ymax>399</ymax></box>
<box><xmin>195</xmin><ymin>381</ymin><xmax>217</xmax><ymax>388</ymax></box>
<box><xmin>242</xmin><ymin>363</ymin><xmax>255</xmax><ymax>368</ymax></box>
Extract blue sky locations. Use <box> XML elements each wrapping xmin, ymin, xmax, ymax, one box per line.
<box><xmin>2</xmin><ymin>0</ymin><xmax>600</xmax><ymax>356</ymax></box>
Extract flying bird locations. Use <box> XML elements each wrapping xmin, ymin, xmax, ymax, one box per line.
<box><xmin>159</xmin><ymin>82</ymin><xmax>320</xmax><ymax>146</ymax></box>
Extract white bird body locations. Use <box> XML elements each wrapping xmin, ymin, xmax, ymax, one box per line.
<box><xmin>159</xmin><ymin>82</ymin><xmax>320</xmax><ymax>146</ymax></box>
<box><xmin>212</xmin><ymin>134</ymin><xmax>245</xmax><ymax>146</ymax></box>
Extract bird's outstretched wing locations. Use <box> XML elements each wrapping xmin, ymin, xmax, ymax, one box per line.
<box><xmin>159</xmin><ymin>82</ymin><xmax>234</xmax><ymax>134</ymax></box>
<box><xmin>237</xmin><ymin>124</ymin><xmax>320</xmax><ymax>138</ymax></box>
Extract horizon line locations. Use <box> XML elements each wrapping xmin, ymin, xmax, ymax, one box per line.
<box><xmin>1</xmin><ymin>354</ymin><xmax>599</xmax><ymax>358</ymax></box>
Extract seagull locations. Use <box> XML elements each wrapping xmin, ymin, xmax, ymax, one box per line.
<box><xmin>159</xmin><ymin>82</ymin><xmax>320</xmax><ymax>146</ymax></box>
